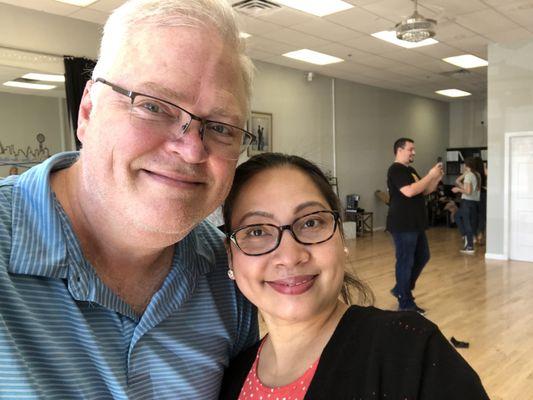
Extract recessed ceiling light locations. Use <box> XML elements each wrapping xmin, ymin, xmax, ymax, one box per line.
<box><xmin>442</xmin><ymin>55</ymin><xmax>488</xmax><ymax>69</ymax></box>
<box><xmin>435</xmin><ymin>89</ymin><xmax>471</xmax><ymax>98</ymax></box>
<box><xmin>372</xmin><ymin>31</ymin><xmax>438</xmax><ymax>48</ymax></box>
<box><xmin>3</xmin><ymin>81</ymin><xmax>56</xmax><ymax>90</ymax></box>
<box><xmin>239</xmin><ymin>32</ymin><xmax>251</xmax><ymax>39</ymax></box>
<box><xmin>283</xmin><ymin>49</ymin><xmax>344</xmax><ymax>65</ymax></box>
<box><xmin>54</xmin><ymin>0</ymin><xmax>97</xmax><ymax>5</ymax></box>
<box><xmin>22</xmin><ymin>73</ymin><xmax>65</xmax><ymax>82</ymax></box>
<box><xmin>275</xmin><ymin>0</ymin><xmax>353</xmax><ymax>17</ymax></box>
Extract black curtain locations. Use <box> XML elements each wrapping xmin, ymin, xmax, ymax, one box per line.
<box><xmin>64</xmin><ymin>56</ymin><xmax>97</xmax><ymax>150</ymax></box>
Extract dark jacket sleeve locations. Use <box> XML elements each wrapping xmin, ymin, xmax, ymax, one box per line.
<box><xmin>418</xmin><ymin>328</ymin><xmax>490</xmax><ymax>399</ymax></box>
<box><xmin>219</xmin><ymin>341</ymin><xmax>260</xmax><ymax>399</ymax></box>
<box><xmin>304</xmin><ymin>307</ymin><xmax>489</xmax><ymax>400</ymax></box>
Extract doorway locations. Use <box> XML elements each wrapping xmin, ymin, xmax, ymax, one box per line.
<box><xmin>505</xmin><ymin>132</ymin><xmax>533</xmax><ymax>262</ymax></box>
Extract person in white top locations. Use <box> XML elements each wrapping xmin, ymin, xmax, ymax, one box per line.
<box><xmin>452</xmin><ymin>157</ymin><xmax>481</xmax><ymax>255</ymax></box>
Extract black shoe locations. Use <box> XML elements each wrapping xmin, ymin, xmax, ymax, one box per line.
<box><xmin>390</xmin><ymin>288</ymin><xmax>415</xmax><ymax>301</ymax></box>
<box><xmin>450</xmin><ymin>336</ymin><xmax>470</xmax><ymax>348</ymax></box>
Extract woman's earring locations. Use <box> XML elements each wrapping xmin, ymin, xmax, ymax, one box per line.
<box><xmin>344</xmin><ymin>247</ymin><xmax>349</xmax><ymax>256</ymax></box>
<box><xmin>227</xmin><ymin>269</ymin><xmax>235</xmax><ymax>280</ymax></box>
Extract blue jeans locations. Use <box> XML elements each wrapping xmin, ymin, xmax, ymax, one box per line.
<box><xmin>455</xmin><ymin>200</ymin><xmax>479</xmax><ymax>247</ymax></box>
<box><xmin>391</xmin><ymin>231</ymin><xmax>430</xmax><ymax>308</ymax></box>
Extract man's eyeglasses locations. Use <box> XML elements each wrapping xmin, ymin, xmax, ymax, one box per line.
<box><xmin>229</xmin><ymin>210</ymin><xmax>340</xmax><ymax>256</ymax></box>
<box><xmin>94</xmin><ymin>78</ymin><xmax>255</xmax><ymax>160</ymax></box>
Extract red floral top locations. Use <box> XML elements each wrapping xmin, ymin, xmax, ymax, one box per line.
<box><xmin>237</xmin><ymin>339</ymin><xmax>319</xmax><ymax>400</ymax></box>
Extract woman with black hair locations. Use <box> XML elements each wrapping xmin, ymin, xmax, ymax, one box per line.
<box><xmin>452</xmin><ymin>157</ymin><xmax>481</xmax><ymax>254</ymax></box>
<box><xmin>220</xmin><ymin>152</ymin><xmax>488</xmax><ymax>399</ymax></box>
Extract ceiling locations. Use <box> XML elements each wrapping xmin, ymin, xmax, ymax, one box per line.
<box><xmin>2</xmin><ymin>0</ymin><xmax>533</xmax><ymax>101</ymax></box>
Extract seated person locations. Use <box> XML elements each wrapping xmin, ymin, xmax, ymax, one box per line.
<box><xmin>437</xmin><ymin>180</ymin><xmax>461</xmax><ymax>223</ymax></box>
<box><xmin>219</xmin><ymin>153</ymin><xmax>489</xmax><ymax>399</ymax></box>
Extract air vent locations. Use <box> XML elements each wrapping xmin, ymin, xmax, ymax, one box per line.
<box><xmin>440</xmin><ymin>69</ymin><xmax>472</xmax><ymax>79</ymax></box>
<box><xmin>232</xmin><ymin>0</ymin><xmax>281</xmax><ymax>16</ymax></box>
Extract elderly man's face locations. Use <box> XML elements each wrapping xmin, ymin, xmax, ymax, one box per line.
<box><xmin>77</xmin><ymin>26</ymin><xmax>247</xmax><ymax>236</ymax></box>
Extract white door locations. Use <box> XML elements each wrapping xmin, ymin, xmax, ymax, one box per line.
<box><xmin>510</xmin><ymin>134</ymin><xmax>533</xmax><ymax>262</ymax></box>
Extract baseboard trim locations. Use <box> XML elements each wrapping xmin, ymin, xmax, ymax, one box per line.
<box><xmin>485</xmin><ymin>253</ymin><xmax>508</xmax><ymax>260</ymax></box>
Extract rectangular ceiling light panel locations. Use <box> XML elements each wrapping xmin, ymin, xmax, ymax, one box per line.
<box><xmin>435</xmin><ymin>89</ymin><xmax>472</xmax><ymax>97</ymax></box>
<box><xmin>371</xmin><ymin>31</ymin><xmax>438</xmax><ymax>49</ymax></box>
<box><xmin>22</xmin><ymin>73</ymin><xmax>65</xmax><ymax>82</ymax></box>
<box><xmin>55</xmin><ymin>0</ymin><xmax>97</xmax><ymax>5</ymax></box>
<box><xmin>442</xmin><ymin>55</ymin><xmax>488</xmax><ymax>69</ymax></box>
<box><xmin>283</xmin><ymin>49</ymin><xmax>344</xmax><ymax>65</ymax></box>
<box><xmin>3</xmin><ymin>81</ymin><xmax>56</xmax><ymax>90</ymax></box>
<box><xmin>275</xmin><ymin>0</ymin><xmax>353</xmax><ymax>17</ymax></box>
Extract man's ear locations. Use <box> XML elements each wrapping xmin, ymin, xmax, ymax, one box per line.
<box><xmin>76</xmin><ymin>80</ymin><xmax>94</xmax><ymax>144</ymax></box>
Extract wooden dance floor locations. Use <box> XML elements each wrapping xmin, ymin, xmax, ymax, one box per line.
<box><xmin>346</xmin><ymin>226</ymin><xmax>533</xmax><ymax>400</ymax></box>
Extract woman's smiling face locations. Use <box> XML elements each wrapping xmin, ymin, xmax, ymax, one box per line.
<box><xmin>228</xmin><ymin>166</ymin><xmax>345</xmax><ymax>323</ymax></box>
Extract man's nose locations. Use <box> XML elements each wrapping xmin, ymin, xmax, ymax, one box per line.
<box><xmin>165</xmin><ymin>119</ymin><xmax>208</xmax><ymax>163</ymax></box>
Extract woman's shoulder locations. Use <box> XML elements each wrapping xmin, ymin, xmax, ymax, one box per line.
<box><xmin>464</xmin><ymin>170</ymin><xmax>475</xmax><ymax>179</ymax></box>
<box><xmin>309</xmin><ymin>306</ymin><xmax>489</xmax><ymax>399</ymax></box>
<box><xmin>341</xmin><ymin>305</ymin><xmax>437</xmax><ymax>335</ymax></box>
<box><xmin>326</xmin><ymin>305</ymin><xmax>441</xmax><ymax>357</ymax></box>
<box><xmin>219</xmin><ymin>341</ymin><xmax>260</xmax><ymax>399</ymax></box>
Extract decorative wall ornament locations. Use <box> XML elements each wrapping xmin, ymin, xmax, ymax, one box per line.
<box><xmin>0</xmin><ymin>133</ymin><xmax>50</xmax><ymax>166</ymax></box>
<box><xmin>0</xmin><ymin>46</ymin><xmax>63</xmax><ymax>74</ymax></box>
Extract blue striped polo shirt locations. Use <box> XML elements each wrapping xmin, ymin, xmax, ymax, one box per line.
<box><xmin>0</xmin><ymin>152</ymin><xmax>258</xmax><ymax>399</ymax></box>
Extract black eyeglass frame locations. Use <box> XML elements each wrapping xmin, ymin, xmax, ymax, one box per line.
<box><xmin>228</xmin><ymin>210</ymin><xmax>341</xmax><ymax>256</ymax></box>
<box><xmin>93</xmin><ymin>78</ymin><xmax>255</xmax><ymax>158</ymax></box>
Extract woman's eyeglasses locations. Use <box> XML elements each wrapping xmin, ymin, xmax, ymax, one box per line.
<box><xmin>229</xmin><ymin>210</ymin><xmax>340</xmax><ymax>256</ymax></box>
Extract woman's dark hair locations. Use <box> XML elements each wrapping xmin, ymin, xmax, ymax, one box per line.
<box><xmin>464</xmin><ymin>157</ymin><xmax>481</xmax><ymax>190</ymax></box>
<box><xmin>223</xmin><ymin>152</ymin><xmax>374</xmax><ymax>306</ymax></box>
<box><xmin>473</xmin><ymin>156</ymin><xmax>487</xmax><ymax>189</ymax></box>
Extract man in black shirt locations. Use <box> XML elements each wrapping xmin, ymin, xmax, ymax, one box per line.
<box><xmin>387</xmin><ymin>138</ymin><xmax>443</xmax><ymax>313</ymax></box>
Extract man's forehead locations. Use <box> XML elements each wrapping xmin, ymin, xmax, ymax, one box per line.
<box><xmin>107</xmin><ymin>26</ymin><xmax>248</xmax><ymax>117</ymax></box>
<box><xmin>138</xmin><ymin>81</ymin><xmax>184</xmax><ymax>101</ymax></box>
<box><xmin>131</xmin><ymin>80</ymin><xmax>245</xmax><ymax>121</ymax></box>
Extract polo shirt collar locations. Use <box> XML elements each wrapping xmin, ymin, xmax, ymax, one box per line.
<box><xmin>9</xmin><ymin>151</ymin><xmax>79</xmax><ymax>278</ymax></box>
<box><xmin>8</xmin><ymin>151</ymin><xmax>218</xmax><ymax>320</ymax></box>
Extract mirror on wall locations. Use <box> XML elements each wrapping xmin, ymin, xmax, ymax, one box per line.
<box><xmin>0</xmin><ymin>48</ymin><xmax>73</xmax><ymax>177</ymax></box>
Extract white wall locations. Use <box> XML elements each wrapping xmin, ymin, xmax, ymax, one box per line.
<box><xmin>0</xmin><ymin>3</ymin><xmax>101</xmax><ymax>60</ymax></box>
<box><xmin>251</xmin><ymin>61</ymin><xmax>450</xmax><ymax>230</ymax></box>
<box><xmin>449</xmin><ymin>99</ymin><xmax>487</xmax><ymax>147</ymax></box>
<box><xmin>335</xmin><ymin>80</ymin><xmax>449</xmax><ymax>229</ymax></box>
<box><xmin>251</xmin><ymin>61</ymin><xmax>334</xmax><ymax>172</ymax></box>
<box><xmin>487</xmin><ymin>39</ymin><xmax>533</xmax><ymax>257</ymax></box>
<box><xmin>0</xmin><ymin>2</ymin><xmax>102</xmax><ymax>175</ymax></box>
<box><xmin>0</xmin><ymin>91</ymin><xmax>67</xmax><ymax>176</ymax></box>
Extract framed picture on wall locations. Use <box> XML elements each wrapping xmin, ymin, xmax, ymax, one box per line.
<box><xmin>248</xmin><ymin>111</ymin><xmax>272</xmax><ymax>156</ymax></box>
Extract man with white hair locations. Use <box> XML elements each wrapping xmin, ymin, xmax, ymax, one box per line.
<box><xmin>0</xmin><ymin>0</ymin><xmax>257</xmax><ymax>398</ymax></box>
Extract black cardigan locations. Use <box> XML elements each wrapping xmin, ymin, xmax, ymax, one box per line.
<box><xmin>219</xmin><ymin>306</ymin><xmax>489</xmax><ymax>399</ymax></box>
